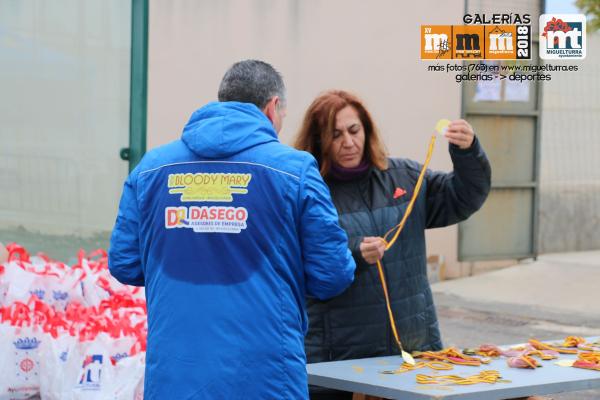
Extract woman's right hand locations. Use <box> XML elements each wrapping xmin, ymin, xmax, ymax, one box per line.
<box><xmin>359</xmin><ymin>237</ymin><xmax>386</xmax><ymax>264</ymax></box>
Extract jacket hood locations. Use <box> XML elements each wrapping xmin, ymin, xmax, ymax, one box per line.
<box><xmin>181</xmin><ymin>101</ymin><xmax>279</xmax><ymax>158</ymax></box>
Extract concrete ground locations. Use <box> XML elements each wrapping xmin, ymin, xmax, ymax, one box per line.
<box><xmin>432</xmin><ymin>251</ymin><xmax>600</xmax><ymax>400</ymax></box>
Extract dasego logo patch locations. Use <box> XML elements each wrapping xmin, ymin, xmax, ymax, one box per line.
<box><xmin>165</xmin><ymin>206</ymin><xmax>248</xmax><ymax>234</ymax></box>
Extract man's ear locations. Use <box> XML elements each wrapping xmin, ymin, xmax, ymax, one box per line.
<box><xmin>262</xmin><ymin>96</ymin><xmax>279</xmax><ymax>125</ymax></box>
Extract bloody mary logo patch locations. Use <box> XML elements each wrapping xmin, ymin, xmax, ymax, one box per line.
<box><xmin>168</xmin><ymin>173</ymin><xmax>251</xmax><ymax>202</ymax></box>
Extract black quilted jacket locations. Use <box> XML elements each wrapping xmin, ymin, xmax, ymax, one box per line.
<box><xmin>305</xmin><ymin>137</ymin><xmax>491</xmax><ymax>365</ymax></box>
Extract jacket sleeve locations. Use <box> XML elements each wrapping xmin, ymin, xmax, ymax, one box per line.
<box><xmin>347</xmin><ymin>235</ymin><xmax>374</xmax><ymax>271</ymax></box>
<box><xmin>425</xmin><ymin>136</ymin><xmax>492</xmax><ymax>228</ymax></box>
<box><xmin>298</xmin><ymin>156</ymin><xmax>356</xmax><ymax>300</ymax></box>
<box><xmin>348</xmin><ymin>236</ymin><xmax>365</xmax><ymax>264</ymax></box>
<box><xmin>108</xmin><ymin>167</ymin><xmax>145</xmax><ymax>286</ymax></box>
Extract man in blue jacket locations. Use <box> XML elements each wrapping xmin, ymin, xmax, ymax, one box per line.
<box><xmin>108</xmin><ymin>60</ymin><xmax>356</xmax><ymax>399</ymax></box>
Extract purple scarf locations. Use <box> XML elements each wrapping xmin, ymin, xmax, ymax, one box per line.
<box><xmin>328</xmin><ymin>159</ymin><xmax>370</xmax><ymax>181</ymax></box>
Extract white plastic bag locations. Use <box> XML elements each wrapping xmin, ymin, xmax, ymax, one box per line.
<box><xmin>1</xmin><ymin>259</ymin><xmax>73</xmax><ymax>309</ymax></box>
<box><xmin>0</xmin><ymin>324</ymin><xmax>44</xmax><ymax>400</ymax></box>
<box><xmin>113</xmin><ymin>353</ymin><xmax>145</xmax><ymax>400</ymax></box>
<box><xmin>40</xmin><ymin>333</ymin><xmax>112</xmax><ymax>400</ymax></box>
<box><xmin>39</xmin><ymin>333</ymin><xmax>142</xmax><ymax>400</ymax></box>
<box><xmin>1</xmin><ymin>262</ymin><xmax>38</xmax><ymax>305</ymax></box>
<box><xmin>38</xmin><ymin>333</ymin><xmax>77</xmax><ymax>400</ymax></box>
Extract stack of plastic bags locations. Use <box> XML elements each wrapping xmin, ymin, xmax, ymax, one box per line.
<box><xmin>0</xmin><ymin>243</ymin><xmax>146</xmax><ymax>400</ymax></box>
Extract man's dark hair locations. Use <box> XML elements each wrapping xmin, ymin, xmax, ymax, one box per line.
<box><xmin>218</xmin><ymin>60</ymin><xmax>286</xmax><ymax>110</ymax></box>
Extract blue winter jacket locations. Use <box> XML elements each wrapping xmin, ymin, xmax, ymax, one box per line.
<box><xmin>108</xmin><ymin>102</ymin><xmax>356</xmax><ymax>399</ymax></box>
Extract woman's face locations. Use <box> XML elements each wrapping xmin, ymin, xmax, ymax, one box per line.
<box><xmin>330</xmin><ymin>105</ymin><xmax>366</xmax><ymax>168</ymax></box>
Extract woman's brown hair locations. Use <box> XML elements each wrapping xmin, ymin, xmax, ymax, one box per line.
<box><xmin>293</xmin><ymin>90</ymin><xmax>388</xmax><ymax>177</ymax></box>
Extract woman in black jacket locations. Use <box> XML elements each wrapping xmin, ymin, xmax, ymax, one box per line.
<box><xmin>294</xmin><ymin>90</ymin><xmax>491</xmax><ymax>400</ymax></box>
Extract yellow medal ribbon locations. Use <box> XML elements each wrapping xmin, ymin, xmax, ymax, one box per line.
<box><xmin>375</xmin><ymin>134</ymin><xmax>437</xmax><ymax>365</ymax></box>
<box><xmin>416</xmin><ymin>370</ymin><xmax>508</xmax><ymax>385</ymax></box>
<box><xmin>529</xmin><ymin>338</ymin><xmax>578</xmax><ymax>354</ymax></box>
<box><xmin>381</xmin><ymin>360</ymin><xmax>453</xmax><ymax>374</ymax></box>
<box><xmin>414</xmin><ymin>347</ymin><xmax>486</xmax><ymax>366</ymax></box>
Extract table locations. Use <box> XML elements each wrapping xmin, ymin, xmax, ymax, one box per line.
<box><xmin>307</xmin><ymin>340</ymin><xmax>600</xmax><ymax>399</ymax></box>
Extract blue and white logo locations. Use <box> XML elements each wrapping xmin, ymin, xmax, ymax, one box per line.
<box><xmin>539</xmin><ymin>14</ymin><xmax>586</xmax><ymax>59</ymax></box>
<box><xmin>77</xmin><ymin>354</ymin><xmax>103</xmax><ymax>390</ymax></box>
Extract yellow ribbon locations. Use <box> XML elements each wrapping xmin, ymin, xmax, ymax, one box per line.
<box><xmin>416</xmin><ymin>370</ymin><xmax>507</xmax><ymax>385</ymax></box>
<box><xmin>375</xmin><ymin>135</ymin><xmax>436</xmax><ymax>365</ymax></box>
<box><xmin>381</xmin><ymin>360</ymin><xmax>453</xmax><ymax>374</ymax></box>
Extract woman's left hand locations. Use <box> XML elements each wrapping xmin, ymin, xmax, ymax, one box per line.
<box><xmin>445</xmin><ymin>119</ymin><xmax>475</xmax><ymax>150</ymax></box>
<box><xmin>359</xmin><ymin>237</ymin><xmax>386</xmax><ymax>264</ymax></box>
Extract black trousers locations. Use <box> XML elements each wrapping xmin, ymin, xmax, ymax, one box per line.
<box><xmin>309</xmin><ymin>389</ymin><xmax>353</xmax><ymax>400</ymax></box>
